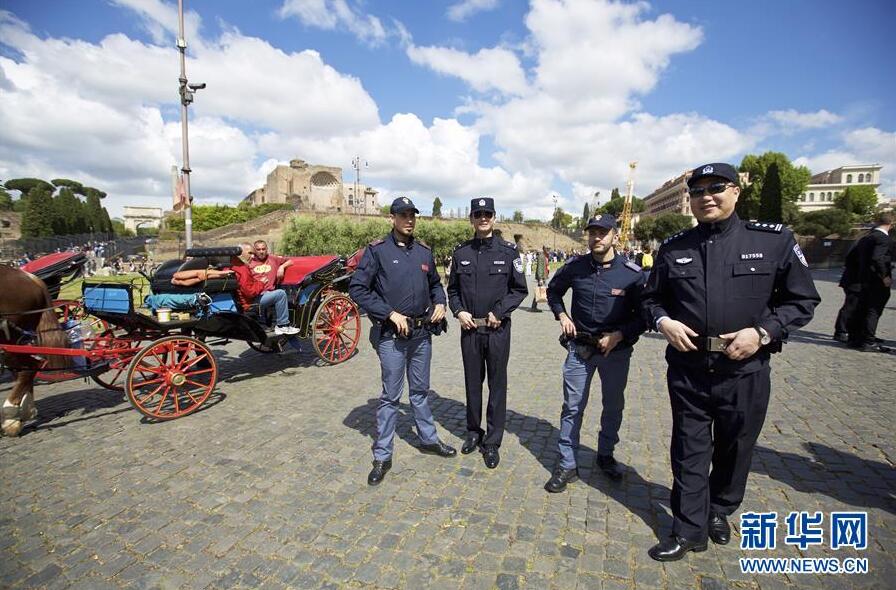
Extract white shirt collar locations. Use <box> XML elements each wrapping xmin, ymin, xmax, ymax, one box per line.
<box><xmin>874</xmin><ymin>226</ymin><xmax>889</xmax><ymax>235</ymax></box>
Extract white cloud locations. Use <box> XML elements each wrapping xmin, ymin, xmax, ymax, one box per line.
<box><xmin>406</xmin><ymin>45</ymin><xmax>528</xmax><ymax>96</ymax></box>
<box><xmin>277</xmin><ymin>0</ymin><xmax>388</xmax><ymax>47</ymax></box>
<box><xmin>767</xmin><ymin>109</ymin><xmax>842</xmax><ymax>129</ymax></box>
<box><xmin>447</xmin><ymin>0</ymin><xmax>500</xmax><ymax>22</ymax></box>
<box><xmin>109</xmin><ymin>0</ymin><xmax>202</xmax><ymax>45</ymax></box>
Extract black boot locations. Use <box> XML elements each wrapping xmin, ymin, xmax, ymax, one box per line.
<box><xmin>367</xmin><ymin>459</ymin><xmax>391</xmax><ymax>486</ymax></box>
<box><xmin>544</xmin><ymin>467</ymin><xmax>579</xmax><ymax>493</ymax></box>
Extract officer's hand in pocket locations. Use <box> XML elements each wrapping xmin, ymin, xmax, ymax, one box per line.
<box><xmin>456</xmin><ymin>311</ymin><xmax>476</xmax><ymax>330</ymax></box>
<box><xmin>658</xmin><ymin>318</ymin><xmax>699</xmax><ymax>352</ymax></box>
<box><xmin>389</xmin><ymin>311</ymin><xmax>410</xmax><ymax>337</ymax></box>
<box><xmin>486</xmin><ymin>312</ymin><xmax>501</xmax><ymax>329</ymax></box>
<box><xmin>429</xmin><ymin>304</ymin><xmax>446</xmax><ymax>324</ymax></box>
<box><xmin>598</xmin><ymin>330</ymin><xmax>623</xmax><ymax>357</ymax></box>
<box><xmin>559</xmin><ymin>313</ymin><xmax>577</xmax><ymax>338</ymax></box>
<box><xmin>719</xmin><ymin>328</ymin><xmax>761</xmax><ymax>361</ymax></box>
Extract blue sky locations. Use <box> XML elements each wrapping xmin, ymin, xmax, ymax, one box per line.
<box><xmin>1</xmin><ymin>0</ymin><xmax>893</xmax><ymax>218</ymax></box>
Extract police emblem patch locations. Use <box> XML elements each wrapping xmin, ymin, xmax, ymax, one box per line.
<box><xmin>675</xmin><ymin>257</ymin><xmax>693</xmax><ymax>265</ymax></box>
<box><xmin>402</xmin><ymin>197</ymin><xmax>410</xmax><ymax>204</ymax></box>
<box><xmin>479</xmin><ymin>199</ymin><xmax>485</xmax><ymax>206</ymax></box>
<box><xmin>460</xmin><ymin>260</ymin><xmax>471</xmax><ymax>265</ymax></box>
<box><xmin>793</xmin><ymin>243</ymin><xmax>808</xmax><ymax>267</ymax></box>
<box><xmin>513</xmin><ymin>258</ymin><xmax>523</xmax><ymax>273</ymax></box>
<box><xmin>702</xmin><ymin>165</ymin><xmax>714</xmax><ymax>174</ymax></box>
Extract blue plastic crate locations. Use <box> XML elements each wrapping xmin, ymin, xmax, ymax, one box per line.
<box><xmin>83</xmin><ymin>285</ymin><xmax>132</xmax><ymax>314</ymax></box>
<box><xmin>207</xmin><ymin>292</ymin><xmax>237</xmax><ymax>313</ymax></box>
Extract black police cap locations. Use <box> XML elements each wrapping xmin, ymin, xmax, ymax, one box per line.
<box><xmin>470</xmin><ymin>197</ymin><xmax>495</xmax><ymax>214</ymax></box>
<box><xmin>687</xmin><ymin>162</ymin><xmax>739</xmax><ymax>188</ymax></box>
<box><xmin>585</xmin><ymin>214</ymin><xmax>617</xmax><ymax>230</ymax></box>
<box><xmin>390</xmin><ymin>196</ymin><xmax>419</xmax><ymax>214</ymax></box>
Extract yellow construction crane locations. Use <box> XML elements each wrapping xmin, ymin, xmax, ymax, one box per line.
<box><xmin>619</xmin><ymin>161</ymin><xmax>637</xmax><ymax>246</ymax></box>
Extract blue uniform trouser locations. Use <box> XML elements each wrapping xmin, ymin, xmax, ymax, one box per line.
<box><xmin>372</xmin><ymin>332</ymin><xmax>439</xmax><ymax>461</ymax></box>
<box><xmin>257</xmin><ymin>289</ymin><xmax>290</xmax><ymax>326</ymax></box>
<box><xmin>558</xmin><ymin>345</ymin><xmax>632</xmax><ymax>470</ymax></box>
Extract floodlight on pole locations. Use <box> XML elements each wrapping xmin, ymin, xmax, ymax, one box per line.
<box><xmin>177</xmin><ymin>0</ymin><xmax>204</xmax><ymax>250</ymax></box>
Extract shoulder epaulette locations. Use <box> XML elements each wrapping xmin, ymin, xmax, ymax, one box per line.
<box><xmin>500</xmin><ymin>240</ymin><xmax>518</xmax><ymax>250</ymax></box>
<box><xmin>624</xmin><ymin>261</ymin><xmax>642</xmax><ymax>272</ymax></box>
<box><xmin>746</xmin><ymin>221</ymin><xmax>784</xmax><ymax>233</ymax></box>
<box><xmin>663</xmin><ymin>229</ymin><xmax>690</xmax><ymax>244</ymax></box>
<box><xmin>416</xmin><ymin>239</ymin><xmax>432</xmax><ymax>250</ymax></box>
<box><xmin>454</xmin><ymin>239</ymin><xmax>472</xmax><ymax>252</ymax></box>
<box><xmin>368</xmin><ymin>238</ymin><xmax>385</xmax><ymax>247</ymax></box>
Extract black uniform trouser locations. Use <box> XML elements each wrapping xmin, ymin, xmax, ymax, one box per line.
<box><xmin>667</xmin><ymin>362</ymin><xmax>771</xmax><ymax>542</ymax></box>
<box><xmin>460</xmin><ymin>323</ymin><xmax>511</xmax><ymax>447</ymax></box>
<box><xmin>854</xmin><ymin>282</ymin><xmax>890</xmax><ymax>345</ymax></box>
<box><xmin>834</xmin><ymin>287</ymin><xmax>861</xmax><ymax>338</ymax></box>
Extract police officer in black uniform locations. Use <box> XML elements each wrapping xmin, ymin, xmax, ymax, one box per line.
<box><xmin>447</xmin><ymin>197</ymin><xmax>528</xmax><ymax>468</ymax></box>
<box><xmin>349</xmin><ymin>197</ymin><xmax>456</xmax><ymax>486</ymax></box>
<box><xmin>543</xmin><ymin>214</ymin><xmax>646</xmax><ymax>492</ymax></box>
<box><xmin>642</xmin><ymin>163</ymin><xmax>820</xmax><ymax>561</ymax></box>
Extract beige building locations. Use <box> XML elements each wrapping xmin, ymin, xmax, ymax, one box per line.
<box><xmin>797</xmin><ymin>164</ymin><xmax>882</xmax><ymax>212</ymax></box>
<box><xmin>244</xmin><ymin>158</ymin><xmax>379</xmax><ymax>214</ymax></box>
<box><xmin>123</xmin><ymin>206</ymin><xmax>163</xmax><ymax>233</ymax></box>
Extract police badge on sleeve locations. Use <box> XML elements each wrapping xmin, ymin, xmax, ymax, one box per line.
<box><xmin>793</xmin><ymin>243</ymin><xmax>808</xmax><ymax>267</ymax></box>
<box><xmin>513</xmin><ymin>257</ymin><xmax>523</xmax><ymax>273</ymax></box>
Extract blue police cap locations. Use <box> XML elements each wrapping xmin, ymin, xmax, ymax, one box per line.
<box><xmin>470</xmin><ymin>197</ymin><xmax>495</xmax><ymax>214</ymax></box>
<box><xmin>687</xmin><ymin>162</ymin><xmax>739</xmax><ymax>188</ymax></box>
<box><xmin>585</xmin><ymin>214</ymin><xmax>617</xmax><ymax>231</ymax></box>
<box><xmin>390</xmin><ymin>196</ymin><xmax>419</xmax><ymax>214</ymax></box>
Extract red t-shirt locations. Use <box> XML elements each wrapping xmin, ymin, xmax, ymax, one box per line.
<box><xmin>230</xmin><ymin>264</ymin><xmax>267</xmax><ymax>310</ymax></box>
<box><xmin>248</xmin><ymin>255</ymin><xmax>285</xmax><ymax>291</ymax></box>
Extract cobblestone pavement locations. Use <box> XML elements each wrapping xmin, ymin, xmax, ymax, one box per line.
<box><xmin>1</xmin><ymin>272</ymin><xmax>893</xmax><ymax>590</ymax></box>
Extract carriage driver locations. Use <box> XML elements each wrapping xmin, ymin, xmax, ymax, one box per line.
<box><xmin>171</xmin><ymin>244</ymin><xmax>298</xmax><ymax>335</ymax></box>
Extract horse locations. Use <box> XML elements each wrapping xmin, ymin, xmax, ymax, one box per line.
<box><xmin>0</xmin><ymin>264</ymin><xmax>72</xmax><ymax>436</ymax></box>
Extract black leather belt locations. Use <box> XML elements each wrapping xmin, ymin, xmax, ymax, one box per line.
<box><xmin>408</xmin><ymin>316</ymin><xmax>430</xmax><ymax>329</ymax></box>
<box><xmin>690</xmin><ymin>336</ymin><xmax>730</xmax><ymax>353</ymax></box>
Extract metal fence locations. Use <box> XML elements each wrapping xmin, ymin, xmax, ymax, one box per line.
<box><xmin>1</xmin><ymin>232</ymin><xmax>148</xmax><ymax>263</ymax></box>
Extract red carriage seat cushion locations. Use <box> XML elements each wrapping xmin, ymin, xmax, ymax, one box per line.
<box><xmin>279</xmin><ymin>256</ymin><xmax>339</xmax><ymax>286</ymax></box>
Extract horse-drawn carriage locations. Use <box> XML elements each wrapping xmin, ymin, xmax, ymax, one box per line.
<box><xmin>1</xmin><ymin>246</ymin><xmax>362</xmax><ymax>435</ymax></box>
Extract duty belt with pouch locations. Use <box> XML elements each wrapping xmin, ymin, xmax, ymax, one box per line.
<box><xmin>689</xmin><ymin>336</ymin><xmax>731</xmax><ymax>353</ymax></box>
<box><xmin>471</xmin><ymin>317</ymin><xmax>499</xmax><ymax>333</ymax></box>
<box><xmin>382</xmin><ymin>314</ymin><xmax>449</xmax><ymax>339</ymax></box>
<box><xmin>559</xmin><ymin>331</ymin><xmax>604</xmax><ymax>360</ymax></box>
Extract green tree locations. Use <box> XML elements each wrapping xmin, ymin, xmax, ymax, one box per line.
<box><xmin>835</xmin><ymin>185</ymin><xmax>878</xmax><ymax>219</ymax></box>
<box><xmin>4</xmin><ymin>178</ymin><xmax>54</xmax><ymax>195</ymax></box>
<box><xmin>737</xmin><ymin>151</ymin><xmax>810</xmax><ymax>221</ymax></box>
<box><xmin>651</xmin><ymin>213</ymin><xmax>693</xmax><ymax>242</ymax></box>
<box><xmin>112</xmin><ymin>219</ymin><xmax>135</xmax><ymax>237</ymax></box>
<box><xmin>380</xmin><ymin>204</ymin><xmax>392</xmax><ymax>216</ymax></box>
<box><xmin>512</xmin><ymin>210</ymin><xmax>524</xmax><ymax>223</ymax></box>
<box><xmin>0</xmin><ymin>186</ymin><xmax>12</xmax><ymax>211</ymax></box>
<box><xmin>550</xmin><ymin>207</ymin><xmax>573</xmax><ymax>229</ymax></box>
<box><xmin>598</xmin><ymin>195</ymin><xmax>645</xmax><ymax>216</ymax></box>
<box><xmin>633</xmin><ymin>216</ymin><xmax>656</xmax><ymax>244</ymax></box>
<box><xmin>432</xmin><ymin>196</ymin><xmax>442</xmax><ymax>218</ymax></box>
<box><xmin>51</xmin><ymin>178</ymin><xmax>84</xmax><ymax>192</ymax></box>
<box><xmin>84</xmin><ymin>192</ymin><xmax>105</xmax><ymax>232</ymax></box>
<box><xmin>610</xmin><ymin>187</ymin><xmax>621</xmax><ymax>201</ymax></box>
<box><xmin>21</xmin><ymin>186</ymin><xmax>55</xmax><ymax>237</ymax></box>
<box><xmin>793</xmin><ymin>208</ymin><xmax>852</xmax><ymax>237</ymax></box>
<box><xmin>582</xmin><ymin>202</ymin><xmax>590</xmax><ymax>222</ymax></box>
<box><xmin>758</xmin><ymin>162</ymin><xmax>784</xmax><ymax>223</ymax></box>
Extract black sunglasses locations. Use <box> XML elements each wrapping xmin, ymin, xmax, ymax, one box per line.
<box><xmin>688</xmin><ymin>182</ymin><xmax>735</xmax><ymax>198</ymax></box>
<box><xmin>473</xmin><ymin>211</ymin><xmax>494</xmax><ymax>219</ymax></box>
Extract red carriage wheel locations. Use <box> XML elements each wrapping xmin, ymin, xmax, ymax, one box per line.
<box><xmin>125</xmin><ymin>335</ymin><xmax>218</xmax><ymax>420</ymax></box>
<box><xmin>311</xmin><ymin>294</ymin><xmax>360</xmax><ymax>365</ymax></box>
<box><xmin>89</xmin><ymin>330</ymin><xmax>144</xmax><ymax>391</ymax></box>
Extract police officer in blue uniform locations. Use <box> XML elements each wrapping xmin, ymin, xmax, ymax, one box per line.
<box><xmin>543</xmin><ymin>214</ymin><xmax>646</xmax><ymax>493</ymax></box>
<box><xmin>447</xmin><ymin>197</ymin><xmax>529</xmax><ymax>469</ymax></box>
<box><xmin>642</xmin><ymin>163</ymin><xmax>820</xmax><ymax>561</ymax></box>
<box><xmin>349</xmin><ymin>197</ymin><xmax>457</xmax><ymax>486</ymax></box>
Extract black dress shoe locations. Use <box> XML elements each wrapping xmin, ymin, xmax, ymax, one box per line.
<box><xmin>709</xmin><ymin>513</ymin><xmax>731</xmax><ymax>545</ymax></box>
<box><xmin>461</xmin><ymin>433</ymin><xmax>482</xmax><ymax>454</ymax></box>
<box><xmin>648</xmin><ymin>536</ymin><xmax>708</xmax><ymax>561</ymax></box>
<box><xmin>833</xmin><ymin>333</ymin><xmax>849</xmax><ymax>343</ymax></box>
<box><xmin>544</xmin><ymin>467</ymin><xmax>579</xmax><ymax>493</ymax></box>
<box><xmin>367</xmin><ymin>459</ymin><xmax>391</xmax><ymax>486</ymax></box>
<box><xmin>482</xmin><ymin>445</ymin><xmax>500</xmax><ymax>469</ymax></box>
<box><xmin>419</xmin><ymin>440</ymin><xmax>457</xmax><ymax>457</ymax></box>
<box><xmin>595</xmin><ymin>453</ymin><xmax>624</xmax><ymax>481</ymax></box>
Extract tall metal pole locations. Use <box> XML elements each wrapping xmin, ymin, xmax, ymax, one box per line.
<box><xmin>177</xmin><ymin>0</ymin><xmax>203</xmax><ymax>250</ymax></box>
<box><xmin>552</xmin><ymin>194</ymin><xmax>558</xmax><ymax>251</ymax></box>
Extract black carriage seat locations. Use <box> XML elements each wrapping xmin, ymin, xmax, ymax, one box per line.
<box><xmin>150</xmin><ymin>256</ymin><xmax>239</xmax><ymax>295</ymax></box>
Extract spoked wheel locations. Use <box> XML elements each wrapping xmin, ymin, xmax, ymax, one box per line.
<box><xmin>311</xmin><ymin>294</ymin><xmax>360</xmax><ymax>365</ymax></box>
<box><xmin>125</xmin><ymin>335</ymin><xmax>218</xmax><ymax>420</ymax></box>
<box><xmin>89</xmin><ymin>331</ymin><xmax>144</xmax><ymax>391</ymax></box>
<box><xmin>53</xmin><ymin>299</ymin><xmax>109</xmax><ymax>333</ymax></box>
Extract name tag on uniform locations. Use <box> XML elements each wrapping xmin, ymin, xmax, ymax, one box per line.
<box><xmin>675</xmin><ymin>257</ymin><xmax>693</xmax><ymax>265</ymax></box>
<box><xmin>611</xmin><ymin>288</ymin><xmax>625</xmax><ymax>296</ymax></box>
<box><xmin>740</xmin><ymin>252</ymin><xmax>763</xmax><ymax>260</ymax></box>
<box><xmin>493</xmin><ymin>260</ymin><xmax>505</xmax><ymax>265</ymax></box>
